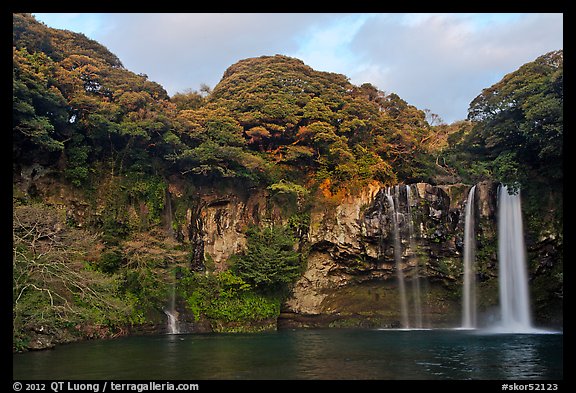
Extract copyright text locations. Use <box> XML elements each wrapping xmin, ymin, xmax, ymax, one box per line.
<box><xmin>12</xmin><ymin>382</ymin><xmax>200</xmax><ymax>393</ymax></box>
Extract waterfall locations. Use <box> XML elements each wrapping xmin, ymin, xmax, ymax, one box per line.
<box><xmin>165</xmin><ymin>309</ymin><xmax>179</xmax><ymax>335</ymax></box>
<box><xmin>497</xmin><ymin>184</ymin><xmax>532</xmax><ymax>332</ymax></box>
<box><xmin>386</xmin><ymin>187</ymin><xmax>410</xmax><ymax>329</ymax></box>
<box><xmin>406</xmin><ymin>185</ymin><xmax>423</xmax><ymax>328</ymax></box>
<box><xmin>461</xmin><ymin>185</ymin><xmax>477</xmax><ymax>329</ymax></box>
<box><xmin>164</xmin><ymin>271</ymin><xmax>180</xmax><ymax>335</ymax></box>
<box><xmin>164</xmin><ymin>191</ymin><xmax>180</xmax><ymax>334</ymax></box>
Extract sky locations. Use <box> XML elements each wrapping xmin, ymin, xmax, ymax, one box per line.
<box><xmin>32</xmin><ymin>13</ymin><xmax>563</xmax><ymax>124</ymax></box>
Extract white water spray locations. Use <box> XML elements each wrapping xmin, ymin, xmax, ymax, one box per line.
<box><xmin>496</xmin><ymin>184</ymin><xmax>532</xmax><ymax>332</ymax></box>
<box><xmin>386</xmin><ymin>187</ymin><xmax>410</xmax><ymax>329</ymax></box>
<box><xmin>461</xmin><ymin>185</ymin><xmax>477</xmax><ymax>329</ymax></box>
<box><xmin>164</xmin><ymin>271</ymin><xmax>180</xmax><ymax>335</ymax></box>
<box><xmin>406</xmin><ymin>185</ymin><xmax>423</xmax><ymax>328</ymax></box>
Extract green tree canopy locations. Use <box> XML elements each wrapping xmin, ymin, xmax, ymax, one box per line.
<box><xmin>231</xmin><ymin>226</ymin><xmax>303</xmax><ymax>294</ymax></box>
<box><xmin>452</xmin><ymin>50</ymin><xmax>563</xmax><ymax>186</ymax></box>
<box><xmin>13</xmin><ymin>13</ymin><xmax>175</xmax><ymax>185</ymax></box>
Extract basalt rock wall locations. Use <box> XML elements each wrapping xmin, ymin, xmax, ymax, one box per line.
<box><xmin>281</xmin><ymin>181</ymin><xmax>499</xmax><ymax>328</ymax></box>
<box><xmin>16</xmin><ymin>167</ymin><xmax>561</xmax><ymax>332</ymax></box>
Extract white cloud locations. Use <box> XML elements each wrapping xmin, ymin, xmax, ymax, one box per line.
<box><xmin>288</xmin><ymin>14</ymin><xmax>377</xmax><ymax>75</ymax></box>
<box><xmin>94</xmin><ymin>13</ymin><xmax>341</xmax><ymax>94</ymax></box>
<box><xmin>348</xmin><ymin>13</ymin><xmax>563</xmax><ymax>122</ymax></box>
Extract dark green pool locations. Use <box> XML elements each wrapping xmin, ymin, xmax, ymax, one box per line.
<box><xmin>13</xmin><ymin>328</ymin><xmax>563</xmax><ymax>380</ymax></box>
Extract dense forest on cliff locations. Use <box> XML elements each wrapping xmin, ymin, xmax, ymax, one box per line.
<box><xmin>12</xmin><ymin>13</ymin><xmax>563</xmax><ymax>350</ymax></box>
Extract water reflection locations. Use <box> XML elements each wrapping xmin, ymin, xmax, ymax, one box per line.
<box><xmin>291</xmin><ymin>329</ymin><xmax>429</xmax><ymax>379</ymax></box>
<box><xmin>501</xmin><ymin>339</ymin><xmax>540</xmax><ymax>379</ymax></box>
<box><xmin>13</xmin><ymin>329</ymin><xmax>562</xmax><ymax>380</ymax></box>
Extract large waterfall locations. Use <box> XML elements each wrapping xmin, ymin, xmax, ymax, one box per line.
<box><xmin>386</xmin><ymin>187</ymin><xmax>410</xmax><ymax>329</ymax></box>
<box><xmin>496</xmin><ymin>184</ymin><xmax>533</xmax><ymax>332</ymax></box>
<box><xmin>461</xmin><ymin>185</ymin><xmax>477</xmax><ymax>329</ymax></box>
<box><xmin>406</xmin><ymin>185</ymin><xmax>423</xmax><ymax>329</ymax></box>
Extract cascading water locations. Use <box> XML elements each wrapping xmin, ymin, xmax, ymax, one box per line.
<box><xmin>405</xmin><ymin>185</ymin><xmax>423</xmax><ymax>329</ymax></box>
<box><xmin>163</xmin><ymin>192</ymin><xmax>180</xmax><ymax>335</ymax></box>
<box><xmin>165</xmin><ymin>309</ymin><xmax>179</xmax><ymax>335</ymax></box>
<box><xmin>496</xmin><ymin>184</ymin><xmax>533</xmax><ymax>333</ymax></box>
<box><xmin>164</xmin><ymin>271</ymin><xmax>180</xmax><ymax>335</ymax></box>
<box><xmin>386</xmin><ymin>187</ymin><xmax>410</xmax><ymax>328</ymax></box>
<box><xmin>461</xmin><ymin>185</ymin><xmax>477</xmax><ymax>329</ymax></box>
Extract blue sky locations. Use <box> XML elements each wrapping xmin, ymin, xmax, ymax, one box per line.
<box><xmin>32</xmin><ymin>13</ymin><xmax>563</xmax><ymax>124</ymax></box>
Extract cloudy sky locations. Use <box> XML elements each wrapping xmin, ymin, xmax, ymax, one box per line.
<box><xmin>32</xmin><ymin>13</ymin><xmax>563</xmax><ymax>124</ymax></box>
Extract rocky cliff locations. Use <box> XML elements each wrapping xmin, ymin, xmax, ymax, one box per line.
<box><xmin>164</xmin><ymin>179</ymin><xmax>505</xmax><ymax>329</ymax></box>
<box><xmin>15</xmin><ymin>167</ymin><xmax>562</xmax><ymax>339</ymax></box>
<box><xmin>280</xmin><ymin>182</ymin><xmax>495</xmax><ymax>328</ymax></box>
<box><xmin>169</xmin><ymin>178</ymin><xmax>561</xmax><ymax>329</ymax></box>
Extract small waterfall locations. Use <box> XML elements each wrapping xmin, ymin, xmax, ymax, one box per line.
<box><xmin>406</xmin><ymin>185</ymin><xmax>423</xmax><ymax>329</ymax></box>
<box><xmin>461</xmin><ymin>185</ymin><xmax>477</xmax><ymax>329</ymax></box>
<box><xmin>164</xmin><ymin>271</ymin><xmax>180</xmax><ymax>335</ymax></box>
<box><xmin>497</xmin><ymin>184</ymin><xmax>532</xmax><ymax>332</ymax></box>
<box><xmin>386</xmin><ymin>187</ymin><xmax>410</xmax><ymax>329</ymax></box>
<box><xmin>165</xmin><ymin>309</ymin><xmax>179</xmax><ymax>335</ymax></box>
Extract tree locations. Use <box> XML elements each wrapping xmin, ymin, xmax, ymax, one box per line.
<box><xmin>465</xmin><ymin>50</ymin><xmax>563</xmax><ymax>185</ymax></box>
<box><xmin>165</xmin><ymin>107</ymin><xmax>265</xmax><ymax>180</ymax></box>
<box><xmin>13</xmin><ymin>48</ymin><xmax>68</xmax><ymax>160</ymax></box>
<box><xmin>171</xmin><ymin>89</ymin><xmax>205</xmax><ymax>111</ymax></box>
<box><xmin>231</xmin><ymin>226</ymin><xmax>302</xmax><ymax>294</ymax></box>
<box><xmin>13</xmin><ymin>204</ymin><xmax>136</xmax><ymax>349</ymax></box>
<box><xmin>245</xmin><ymin>126</ymin><xmax>271</xmax><ymax>151</ymax></box>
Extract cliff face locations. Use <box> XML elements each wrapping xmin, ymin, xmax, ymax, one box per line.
<box><xmin>15</xmin><ymin>167</ymin><xmax>562</xmax><ymax>337</ymax></box>
<box><xmin>167</xmin><ymin>179</ymin><xmax>503</xmax><ymax>328</ymax></box>
<box><xmin>164</xmin><ymin>176</ymin><xmax>287</xmax><ymax>271</ymax></box>
<box><xmin>183</xmin><ymin>179</ymin><xmax>561</xmax><ymax>329</ymax></box>
<box><xmin>281</xmin><ymin>182</ymin><xmax>496</xmax><ymax>328</ymax></box>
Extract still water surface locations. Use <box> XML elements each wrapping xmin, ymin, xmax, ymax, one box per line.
<box><xmin>13</xmin><ymin>329</ymin><xmax>562</xmax><ymax>380</ymax></box>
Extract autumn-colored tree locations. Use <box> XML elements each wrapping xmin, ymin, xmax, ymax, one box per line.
<box><xmin>13</xmin><ymin>13</ymin><xmax>176</xmax><ymax>184</ymax></box>
<box><xmin>171</xmin><ymin>89</ymin><xmax>205</xmax><ymax>111</ymax></box>
<box><xmin>204</xmin><ymin>55</ymin><xmax>435</xmax><ymax>190</ymax></box>
<box><xmin>13</xmin><ymin>48</ymin><xmax>68</xmax><ymax>159</ymax></box>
